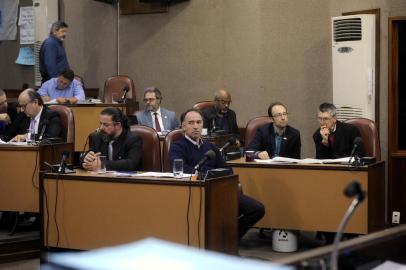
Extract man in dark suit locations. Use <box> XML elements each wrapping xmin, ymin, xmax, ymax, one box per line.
<box><xmin>0</xmin><ymin>89</ymin><xmax>62</xmax><ymax>142</ymax></box>
<box><xmin>0</xmin><ymin>89</ymin><xmax>18</xmax><ymax>136</ymax></box>
<box><xmin>202</xmin><ymin>89</ymin><xmax>240</xmax><ymax>139</ymax></box>
<box><xmin>247</xmin><ymin>102</ymin><xmax>301</xmax><ymax>159</ymax></box>
<box><xmin>82</xmin><ymin>107</ymin><xmax>142</xmax><ymax>171</ymax></box>
<box><xmin>313</xmin><ymin>102</ymin><xmax>362</xmax><ymax>159</ymax></box>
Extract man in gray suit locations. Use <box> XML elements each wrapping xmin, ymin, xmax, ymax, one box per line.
<box><xmin>135</xmin><ymin>87</ymin><xmax>179</xmax><ymax>132</ymax></box>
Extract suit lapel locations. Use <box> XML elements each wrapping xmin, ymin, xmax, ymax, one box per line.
<box><xmin>269</xmin><ymin>124</ymin><xmax>276</xmax><ymax>157</ymax></box>
<box><xmin>145</xmin><ymin>111</ymin><xmax>153</xmax><ymax>127</ymax></box>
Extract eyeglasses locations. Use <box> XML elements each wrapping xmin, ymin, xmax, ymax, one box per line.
<box><xmin>317</xmin><ymin>116</ymin><xmax>333</xmax><ymax>122</ymax></box>
<box><xmin>99</xmin><ymin>122</ymin><xmax>118</xmax><ymax>128</ymax></box>
<box><xmin>143</xmin><ymin>98</ymin><xmax>157</xmax><ymax>103</ymax></box>
<box><xmin>272</xmin><ymin>112</ymin><xmax>288</xmax><ymax>118</ymax></box>
<box><xmin>18</xmin><ymin>100</ymin><xmax>34</xmax><ymax>111</ymax></box>
<box><xmin>216</xmin><ymin>99</ymin><xmax>232</xmax><ymax>105</ymax></box>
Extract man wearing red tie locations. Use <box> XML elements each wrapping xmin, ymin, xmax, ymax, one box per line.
<box><xmin>247</xmin><ymin>102</ymin><xmax>301</xmax><ymax>159</ymax></box>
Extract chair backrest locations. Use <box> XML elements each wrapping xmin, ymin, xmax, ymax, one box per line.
<box><xmin>193</xmin><ymin>101</ymin><xmax>216</xmax><ymax>111</ymax></box>
<box><xmin>162</xmin><ymin>129</ymin><xmax>185</xmax><ymax>172</ymax></box>
<box><xmin>244</xmin><ymin>116</ymin><xmax>273</xmax><ymax>147</ymax></box>
<box><xmin>345</xmin><ymin>118</ymin><xmax>381</xmax><ymax>160</ymax></box>
<box><xmin>130</xmin><ymin>125</ymin><xmax>161</xmax><ymax>172</ymax></box>
<box><xmin>103</xmin><ymin>75</ymin><xmax>135</xmax><ymax>103</ymax></box>
<box><xmin>74</xmin><ymin>75</ymin><xmax>85</xmax><ymax>89</ymax></box>
<box><xmin>48</xmin><ymin>105</ymin><xmax>75</xmax><ymax>143</ymax></box>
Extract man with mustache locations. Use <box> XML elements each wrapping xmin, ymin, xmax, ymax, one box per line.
<box><xmin>39</xmin><ymin>21</ymin><xmax>70</xmax><ymax>84</ymax></box>
<box><xmin>82</xmin><ymin>107</ymin><xmax>142</xmax><ymax>171</ymax></box>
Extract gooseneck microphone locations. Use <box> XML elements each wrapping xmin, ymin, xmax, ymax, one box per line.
<box><xmin>349</xmin><ymin>137</ymin><xmax>363</xmax><ymax>164</ymax></box>
<box><xmin>58</xmin><ymin>150</ymin><xmax>70</xmax><ymax>173</ymax></box>
<box><xmin>38</xmin><ymin>119</ymin><xmax>49</xmax><ymax>142</ymax></box>
<box><xmin>120</xmin><ymin>86</ymin><xmax>130</xmax><ymax>103</ymax></box>
<box><xmin>219</xmin><ymin>136</ymin><xmax>237</xmax><ymax>153</ymax></box>
<box><xmin>330</xmin><ymin>181</ymin><xmax>366</xmax><ymax>270</ymax></box>
<box><xmin>194</xmin><ymin>150</ymin><xmax>216</xmax><ymax>172</ymax></box>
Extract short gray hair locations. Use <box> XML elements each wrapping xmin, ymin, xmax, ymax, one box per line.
<box><xmin>318</xmin><ymin>102</ymin><xmax>336</xmax><ymax>117</ymax></box>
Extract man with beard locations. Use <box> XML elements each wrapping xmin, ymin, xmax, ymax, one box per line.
<box><xmin>39</xmin><ymin>21</ymin><xmax>70</xmax><ymax>84</ymax></box>
<box><xmin>202</xmin><ymin>89</ymin><xmax>240</xmax><ymax>140</ymax></box>
<box><xmin>135</xmin><ymin>87</ymin><xmax>179</xmax><ymax>132</ymax></box>
<box><xmin>81</xmin><ymin>107</ymin><xmax>142</xmax><ymax>171</ymax></box>
<box><xmin>247</xmin><ymin>102</ymin><xmax>301</xmax><ymax>159</ymax></box>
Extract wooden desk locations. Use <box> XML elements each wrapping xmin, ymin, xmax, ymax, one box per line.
<box><xmin>40</xmin><ymin>171</ymin><xmax>238</xmax><ymax>254</ymax></box>
<box><xmin>0</xmin><ymin>143</ymin><xmax>72</xmax><ymax>212</ymax></box>
<box><xmin>228</xmin><ymin>159</ymin><xmax>385</xmax><ymax>234</ymax></box>
<box><xmin>67</xmin><ymin>104</ymin><xmax>128</xmax><ymax>152</ymax></box>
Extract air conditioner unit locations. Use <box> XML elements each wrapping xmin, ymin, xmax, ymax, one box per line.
<box><xmin>331</xmin><ymin>14</ymin><xmax>375</xmax><ymax>122</ymax></box>
<box><xmin>33</xmin><ymin>0</ymin><xmax>59</xmax><ymax>86</ymax></box>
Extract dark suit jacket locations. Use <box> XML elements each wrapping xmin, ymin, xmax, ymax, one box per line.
<box><xmin>202</xmin><ymin>107</ymin><xmax>240</xmax><ymax>136</ymax></box>
<box><xmin>247</xmin><ymin>123</ymin><xmax>301</xmax><ymax>159</ymax></box>
<box><xmin>313</xmin><ymin>121</ymin><xmax>362</xmax><ymax>159</ymax></box>
<box><xmin>86</xmin><ymin>129</ymin><xmax>143</xmax><ymax>171</ymax></box>
<box><xmin>0</xmin><ymin>105</ymin><xmax>62</xmax><ymax>142</ymax></box>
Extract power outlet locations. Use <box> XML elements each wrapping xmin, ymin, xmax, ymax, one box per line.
<box><xmin>392</xmin><ymin>211</ymin><xmax>400</xmax><ymax>224</ymax></box>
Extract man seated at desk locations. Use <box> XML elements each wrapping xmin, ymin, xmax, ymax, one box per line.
<box><xmin>0</xmin><ymin>89</ymin><xmax>18</xmax><ymax>136</ymax></box>
<box><xmin>1</xmin><ymin>89</ymin><xmax>62</xmax><ymax>142</ymax></box>
<box><xmin>202</xmin><ymin>89</ymin><xmax>240</xmax><ymax>141</ymax></box>
<box><xmin>247</xmin><ymin>102</ymin><xmax>301</xmax><ymax>159</ymax></box>
<box><xmin>82</xmin><ymin>107</ymin><xmax>142</xmax><ymax>171</ymax></box>
<box><xmin>169</xmin><ymin>108</ymin><xmax>265</xmax><ymax>239</ymax></box>
<box><xmin>135</xmin><ymin>87</ymin><xmax>179</xmax><ymax>132</ymax></box>
<box><xmin>38</xmin><ymin>69</ymin><xmax>85</xmax><ymax>104</ymax></box>
<box><xmin>313</xmin><ymin>102</ymin><xmax>363</xmax><ymax>159</ymax></box>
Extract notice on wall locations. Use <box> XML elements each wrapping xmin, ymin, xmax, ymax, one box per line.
<box><xmin>0</xmin><ymin>0</ymin><xmax>19</xmax><ymax>40</ymax></box>
<box><xmin>18</xmin><ymin>6</ymin><xmax>34</xmax><ymax>44</ymax></box>
<box><xmin>15</xmin><ymin>47</ymin><xmax>35</xmax><ymax>65</ymax></box>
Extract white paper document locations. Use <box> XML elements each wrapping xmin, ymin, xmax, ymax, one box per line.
<box><xmin>255</xmin><ymin>156</ymin><xmax>351</xmax><ymax>164</ymax></box>
<box><xmin>136</xmin><ymin>172</ymin><xmax>192</xmax><ymax>178</ymax></box>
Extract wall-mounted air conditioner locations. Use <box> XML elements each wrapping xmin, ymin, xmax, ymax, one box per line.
<box><xmin>331</xmin><ymin>14</ymin><xmax>375</xmax><ymax>121</ymax></box>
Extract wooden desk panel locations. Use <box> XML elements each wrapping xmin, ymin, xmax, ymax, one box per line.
<box><xmin>41</xmin><ymin>171</ymin><xmax>238</xmax><ymax>254</ymax></box>
<box><xmin>228</xmin><ymin>159</ymin><xmax>385</xmax><ymax>234</ymax></box>
<box><xmin>0</xmin><ymin>143</ymin><xmax>72</xmax><ymax>212</ymax></box>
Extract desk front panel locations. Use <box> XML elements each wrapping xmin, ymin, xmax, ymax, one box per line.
<box><xmin>0</xmin><ymin>147</ymin><xmax>39</xmax><ymax>212</ymax></box>
<box><xmin>230</xmin><ymin>161</ymin><xmax>385</xmax><ymax>234</ymax></box>
<box><xmin>42</xmin><ymin>178</ymin><xmax>206</xmax><ymax>250</ymax></box>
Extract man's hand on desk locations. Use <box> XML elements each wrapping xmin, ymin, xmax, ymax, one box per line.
<box><xmin>56</xmin><ymin>97</ymin><xmax>68</xmax><ymax>104</ymax></box>
<box><xmin>10</xmin><ymin>134</ymin><xmax>27</xmax><ymax>142</ymax></box>
<box><xmin>257</xmin><ymin>151</ymin><xmax>270</xmax><ymax>160</ymax></box>
<box><xmin>82</xmin><ymin>151</ymin><xmax>101</xmax><ymax>171</ymax></box>
<box><xmin>66</xmin><ymin>97</ymin><xmax>78</xmax><ymax>104</ymax></box>
<box><xmin>0</xmin><ymin>113</ymin><xmax>11</xmax><ymax>124</ymax></box>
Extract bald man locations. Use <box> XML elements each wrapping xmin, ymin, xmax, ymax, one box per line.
<box><xmin>202</xmin><ymin>89</ymin><xmax>240</xmax><ymax>139</ymax></box>
<box><xmin>0</xmin><ymin>89</ymin><xmax>62</xmax><ymax>142</ymax></box>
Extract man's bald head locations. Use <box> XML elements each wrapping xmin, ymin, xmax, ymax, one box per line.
<box><xmin>214</xmin><ymin>89</ymin><xmax>232</xmax><ymax>114</ymax></box>
<box><xmin>18</xmin><ymin>89</ymin><xmax>43</xmax><ymax>118</ymax></box>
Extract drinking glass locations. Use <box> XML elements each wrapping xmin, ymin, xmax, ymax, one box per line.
<box><xmin>173</xmin><ymin>159</ymin><xmax>183</xmax><ymax>178</ymax></box>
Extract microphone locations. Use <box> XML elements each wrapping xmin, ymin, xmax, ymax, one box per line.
<box><xmin>330</xmin><ymin>181</ymin><xmax>366</xmax><ymax>270</ymax></box>
<box><xmin>194</xmin><ymin>150</ymin><xmax>216</xmax><ymax>171</ymax></box>
<box><xmin>219</xmin><ymin>136</ymin><xmax>237</xmax><ymax>153</ymax></box>
<box><xmin>58</xmin><ymin>150</ymin><xmax>70</xmax><ymax>173</ymax></box>
<box><xmin>120</xmin><ymin>86</ymin><xmax>130</xmax><ymax>103</ymax></box>
<box><xmin>349</xmin><ymin>137</ymin><xmax>363</xmax><ymax>163</ymax></box>
<box><xmin>38</xmin><ymin>119</ymin><xmax>49</xmax><ymax>142</ymax></box>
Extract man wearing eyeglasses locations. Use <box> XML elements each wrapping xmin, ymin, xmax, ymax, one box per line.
<box><xmin>135</xmin><ymin>87</ymin><xmax>179</xmax><ymax>132</ymax></box>
<box><xmin>81</xmin><ymin>107</ymin><xmax>142</xmax><ymax>171</ymax></box>
<box><xmin>313</xmin><ymin>102</ymin><xmax>362</xmax><ymax>159</ymax></box>
<box><xmin>247</xmin><ymin>102</ymin><xmax>301</xmax><ymax>159</ymax></box>
<box><xmin>202</xmin><ymin>89</ymin><xmax>240</xmax><ymax>140</ymax></box>
<box><xmin>0</xmin><ymin>89</ymin><xmax>62</xmax><ymax>142</ymax></box>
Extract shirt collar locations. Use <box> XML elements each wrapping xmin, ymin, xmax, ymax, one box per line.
<box><xmin>273</xmin><ymin>126</ymin><xmax>286</xmax><ymax>137</ymax></box>
<box><xmin>149</xmin><ymin>107</ymin><xmax>161</xmax><ymax>116</ymax></box>
<box><xmin>185</xmin><ymin>134</ymin><xmax>203</xmax><ymax>148</ymax></box>
<box><xmin>33</xmin><ymin>106</ymin><xmax>43</xmax><ymax>122</ymax></box>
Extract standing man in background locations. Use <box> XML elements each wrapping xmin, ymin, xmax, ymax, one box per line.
<box><xmin>39</xmin><ymin>21</ymin><xmax>70</xmax><ymax>84</ymax></box>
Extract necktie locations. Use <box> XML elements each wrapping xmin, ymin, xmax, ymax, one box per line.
<box><xmin>329</xmin><ymin>133</ymin><xmax>336</xmax><ymax>149</ymax></box>
<box><xmin>29</xmin><ymin>119</ymin><xmax>36</xmax><ymax>133</ymax></box>
<box><xmin>275</xmin><ymin>135</ymin><xmax>282</xmax><ymax>157</ymax></box>
<box><xmin>108</xmin><ymin>140</ymin><xmax>114</xmax><ymax>161</ymax></box>
<box><xmin>154</xmin><ymin>112</ymin><xmax>162</xmax><ymax>132</ymax></box>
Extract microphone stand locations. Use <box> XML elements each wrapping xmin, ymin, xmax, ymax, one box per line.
<box><xmin>330</xmin><ymin>193</ymin><xmax>365</xmax><ymax>270</ymax></box>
